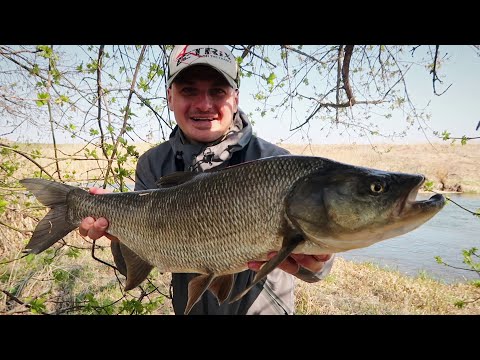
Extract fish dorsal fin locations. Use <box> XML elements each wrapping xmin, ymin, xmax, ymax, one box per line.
<box><xmin>119</xmin><ymin>243</ymin><xmax>154</xmax><ymax>291</ymax></box>
<box><xmin>185</xmin><ymin>273</ymin><xmax>215</xmax><ymax>315</ymax></box>
<box><xmin>229</xmin><ymin>231</ymin><xmax>305</xmax><ymax>304</ymax></box>
<box><xmin>156</xmin><ymin>172</ymin><xmax>198</xmax><ymax>188</ymax></box>
<box><xmin>110</xmin><ymin>241</ymin><xmax>127</xmax><ymax>277</ymax></box>
<box><xmin>209</xmin><ymin>274</ymin><xmax>235</xmax><ymax>305</ymax></box>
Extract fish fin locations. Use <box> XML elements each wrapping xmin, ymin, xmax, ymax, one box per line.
<box><xmin>110</xmin><ymin>241</ymin><xmax>127</xmax><ymax>277</ymax></box>
<box><xmin>209</xmin><ymin>274</ymin><xmax>235</xmax><ymax>305</ymax></box>
<box><xmin>156</xmin><ymin>172</ymin><xmax>198</xmax><ymax>188</ymax></box>
<box><xmin>20</xmin><ymin>178</ymin><xmax>77</xmax><ymax>254</ymax></box>
<box><xmin>229</xmin><ymin>232</ymin><xmax>305</xmax><ymax>304</ymax></box>
<box><xmin>20</xmin><ymin>178</ymin><xmax>73</xmax><ymax>206</ymax></box>
<box><xmin>120</xmin><ymin>243</ymin><xmax>154</xmax><ymax>291</ymax></box>
<box><xmin>185</xmin><ymin>273</ymin><xmax>215</xmax><ymax>315</ymax></box>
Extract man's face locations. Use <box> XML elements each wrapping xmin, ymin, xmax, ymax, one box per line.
<box><xmin>167</xmin><ymin>66</ymin><xmax>239</xmax><ymax>143</ymax></box>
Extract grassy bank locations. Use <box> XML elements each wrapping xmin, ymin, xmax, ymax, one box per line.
<box><xmin>295</xmin><ymin>257</ymin><xmax>480</xmax><ymax>315</ymax></box>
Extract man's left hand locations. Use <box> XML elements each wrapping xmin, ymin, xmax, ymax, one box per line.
<box><xmin>247</xmin><ymin>252</ymin><xmax>333</xmax><ymax>276</ymax></box>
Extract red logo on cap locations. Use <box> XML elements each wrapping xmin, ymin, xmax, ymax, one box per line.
<box><xmin>176</xmin><ymin>45</ymin><xmax>204</xmax><ymax>64</ymax></box>
<box><xmin>176</xmin><ymin>45</ymin><xmax>189</xmax><ymax>60</ymax></box>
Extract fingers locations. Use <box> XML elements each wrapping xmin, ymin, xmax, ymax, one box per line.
<box><xmin>247</xmin><ymin>252</ymin><xmax>333</xmax><ymax>276</ymax></box>
<box><xmin>291</xmin><ymin>254</ymin><xmax>333</xmax><ymax>273</ymax></box>
<box><xmin>89</xmin><ymin>187</ymin><xmax>110</xmax><ymax>195</ymax></box>
<box><xmin>78</xmin><ymin>187</ymin><xmax>118</xmax><ymax>242</ymax></box>
<box><xmin>247</xmin><ymin>261</ymin><xmax>263</xmax><ymax>271</ymax></box>
<box><xmin>247</xmin><ymin>252</ymin><xmax>300</xmax><ymax>275</ymax></box>
<box><xmin>79</xmin><ymin>216</ymin><xmax>110</xmax><ymax>241</ymax></box>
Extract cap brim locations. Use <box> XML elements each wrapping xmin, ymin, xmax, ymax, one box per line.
<box><xmin>167</xmin><ymin>64</ymin><xmax>238</xmax><ymax>89</ymax></box>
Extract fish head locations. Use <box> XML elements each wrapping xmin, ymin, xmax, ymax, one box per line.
<box><xmin>286</xmin><ymin>164</ymin><xmax>446</xmax><ymax>253</ymax></box>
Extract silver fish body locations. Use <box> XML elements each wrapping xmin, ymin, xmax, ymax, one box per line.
<box><xmin>20</xmin><ymin>155</ymin><xmax>446</xmax><ymax>313</ymax></box>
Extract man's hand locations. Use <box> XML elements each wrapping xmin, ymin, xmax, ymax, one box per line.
<box><xmin>78</xmin><ymin>187</ymin><xmax>118</xmax><ymax>242</ymax></box>
<box><xmin>247</xmin><ymin>253</ymin><xmax>333</xmax><ymax>277</ymax></box>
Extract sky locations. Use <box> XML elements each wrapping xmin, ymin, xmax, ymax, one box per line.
<box><xmin>240</xmin><ymin>45</ymin><xmax>480</xmax><ymax>145</ymax></box>
<box><xmin>3</xmin><ymin>45</ymin><xmax>479</xmax><ymax>145</ymax></box>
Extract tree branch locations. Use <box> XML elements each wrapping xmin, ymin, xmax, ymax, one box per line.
<box><xmin>96</xmin><ymin>45</ymin><xmax>109</xmax><ymax>160</ymax></box>
<box><xmin>431</xmin><ymin>45</ymin><xmax>452</xmax><ymax>96</ymax></box>
<box><xmin>342</xmin><ymin>45</ymin><xmax>356</xmax><ymax>105</ymax></box>
<box><xmin>103</xmin><ymin>45</ymin><xmax>147</xmax><ymax>190</ymax></box>
<box><xmin>0</xmin><ymin>143</ymin><xmax>53</xmax><ymax>179</ymax></box>
<box><xmin>1</xmin><ymin>289</ymin><xmax>50</xmax><ymax>315</ymax></box>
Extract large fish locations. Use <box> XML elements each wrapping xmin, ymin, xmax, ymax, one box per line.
<box><xmin>20</xmin><ymin>155</ymin><xmax>445</xmax><ymax>314</ymax></box>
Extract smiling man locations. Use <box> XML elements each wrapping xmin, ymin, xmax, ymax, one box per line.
<box><xmin>79</xmin><ymin>45</ymin><xmax>335</xmax><ymax>315</ymax></box>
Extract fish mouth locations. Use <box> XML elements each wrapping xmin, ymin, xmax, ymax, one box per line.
<box><xmin>397</xmin><ymin>177</ymin><xmax>446</xmax><ymax>216</ymax></box>
<box><xmin>410</xmin><ymin>192</ymin><xmax>446</xmax><ymax>209</ymax></box>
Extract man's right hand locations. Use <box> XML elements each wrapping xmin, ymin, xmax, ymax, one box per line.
<box><xmin>78</xmin><ymin>187</ymin><xmax>119</xmax><ymax>242</ymax></box>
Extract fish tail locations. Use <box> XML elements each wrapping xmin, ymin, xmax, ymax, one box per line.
<box><xmin>20</xmin><ymin>178</ymin><xmax>78</xmax><ymax>254</ymax></box>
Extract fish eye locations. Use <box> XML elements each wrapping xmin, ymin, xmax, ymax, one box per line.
<box><xmin>370</xmin><ymin>181</ymin><xmax>385</xmax><ymax>194</ymax></box>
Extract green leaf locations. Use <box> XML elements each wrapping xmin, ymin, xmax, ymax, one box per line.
<box><xmin>36</xmin><ymin>92</ymin><xmax>50</xmax><ymax>107</ymax></box>
<box><xmin>31</xmin><ymin>64</ymin><xmax>40</xmax><ymax>75</ymax></box>
<box><xmin>424</xmin><ymin>180</ymin><xmax>434</xmax><ymax>192</ymax></box>
<box><xmin>66</xmin><ymin>247</ymin><xmax>80</xmax><ymax>258</ymax></box>
<box><xmin>441</xmin><ymin>130</ymin><xmax>451</xmax><ymax>141</ymax></box>
<box><xmin>55</xmin><ymin>95</ymin><xmax>70</xmax><ymax>106</ymax></box>
<box><xmin>28</xmin><ymin>297</ymin><xmax>47</xmax><ymax>314</ymax></box>
<box><xmin>24</xmin><ymin>253</ymin><xmax>35</xmax><ymax>264</ymax></box>
<box><xmin>53</xmin><ymin>269</ymin><xmax>71</xmax><ymax>282</ymax></box>
<box><xmin>0</xmin><ymin>198</ymin><xmax>8</xmax><ymax>215</ymax></box>
<box><xmin>36</xmin><ymin>45</ymin><xmax>52</xmax><ymax>58</ymax></box>
<box><xmin>265</xmin><ymin>73</ymin><xmax>276</xmax><ymax>87</ymax></box>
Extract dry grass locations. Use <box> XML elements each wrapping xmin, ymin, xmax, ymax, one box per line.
<box><xmin>294</xmin><ymin>257</ymin><xmax>480</xmax><ymax>315</ymax></box>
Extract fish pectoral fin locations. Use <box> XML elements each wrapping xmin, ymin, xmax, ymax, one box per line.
<box><xmin>111</xmin><ymin>241</ymin><xmax>127</xmax><ymax>277</ymax></box>
<box><xmin>156</xmin><ymin>172</ymin><xmax>198</xmax><ymax>188</ymax></box>
<box><xmin>120</xmin><ymin>243</ymin><xmax>154</xmax><ymax>291</ymax></box>
<box><xmin>185</xmin><ymin>273</ymin><xmax>215</xmax><ymax>315</ymax></box>
<box><xmin>209</xmin><ymin>274</ymin><xmax>235</xmax><ymax>305</ymax></box>
<box><xmin>229</xmin><ymin>232</ymin><xmax>305</xmax><ymax>304</ymax></box>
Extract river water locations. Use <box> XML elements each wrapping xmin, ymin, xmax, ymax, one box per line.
<box><xmin>339</xmin><ymin>193</ymin><xmax>480</xmax><ymax>284</ymax></box>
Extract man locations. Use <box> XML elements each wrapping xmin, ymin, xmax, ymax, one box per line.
<box><xmin>79</xmin><ymin>45</ymin><xmax>335</xmax><ymax>314</ymax></box>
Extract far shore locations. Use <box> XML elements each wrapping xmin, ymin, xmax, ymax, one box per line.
<box><xmin>4</xmin><ymin>141</ymin><xmax>480</xmax><ymax>194</ymax></box>
<box><xmin>281</xmin><ymin>143</ymin><xmax>480</xmax><ymax>194</ymax></box>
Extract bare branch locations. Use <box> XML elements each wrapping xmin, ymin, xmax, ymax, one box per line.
<box><xmin>342</xmin><ymin>45</ymin><xmax>356</xmax><ymax>105</ymax></box>
<box><xmin>103</xmin><ymin>45</ymin><xmax>147</xmax><ymax>190</ymax></box>
<box><xmin>1</xmin><ymin>289</ymin><xmax>50</xmax><ymax>315</ymax></box>
<box><xmin>96</xmin><ymin>45</ymin><xmax>109</xmax><ymax>159</ymax></box>
<box><xmin>0</xmin><ymin>142</ymin><xmax>54</xmax><ymax>178</ymax></box>
<box><xmin>431</xmin><ymin>45</ymin><xmax>452</xmax><ymax>96</ymax></box>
